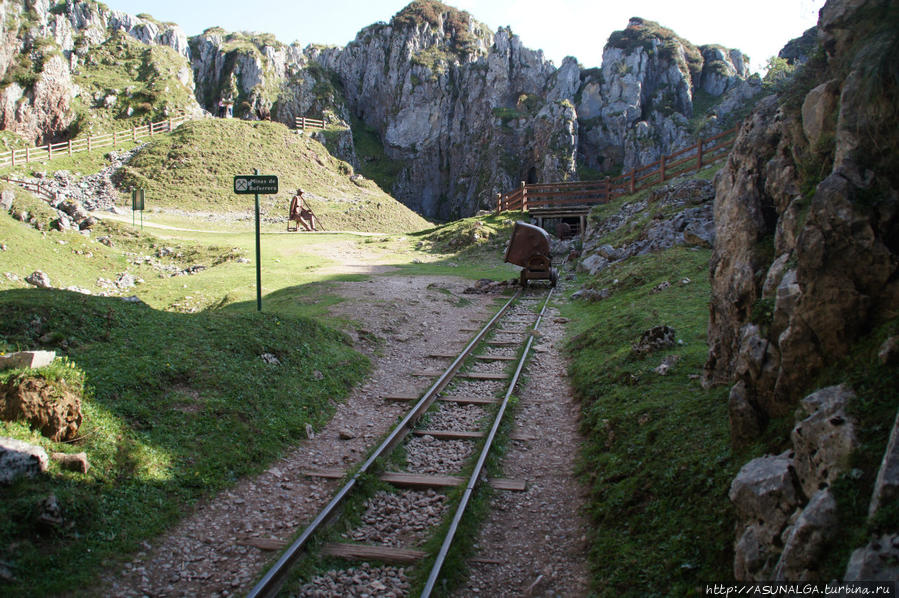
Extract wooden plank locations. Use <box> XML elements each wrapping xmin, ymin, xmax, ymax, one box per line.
<box><xmin>439</xmin><ymin>396</ymin><xmax>499</xmax><ymax>405</ymax></box>
<box><xmin>380</xmin><ymin>471</ymin><xmax>526</xmax><ymax>491</ymax></box>
<box><xmin>411</xmin><ymin>371</ymin><xmax>443</xmax><ymax>377</ymax></box>
<box><xmin>239</xmin><ymin>537</ymin><xmax>287</xmax><ymax>551</ymax></box>
<box><xmin>460</xmin><ymin>372</ymin><xmax>508</xmax><ymax>380</ymax></box>
<box><xmin>475</xmin><ymin>355</ymin><xmax>516</xmax><ymax>361</ymax></box>
<box><xmin>322</xmin><ymin>543</ymin><xmax>426</xmax><ymax>564</ymax></box>
<box><xmin>415</xmin><ymin>429</ymin><xmax>484</xmax><ymax>440</ymax></box>
<box><xmin>414</xmin><ymin>429</ymin><xmax>535</xmax><ymax>442</ymax></box>
<box><xmin>382</xmin><ymin>393</ymin><xmax>421</xmax><ymax>402</ymax></box>
<box><xmin>487</xmin><ymin>341</ymin><xmax>518</xmax><ymax>346</ymax></box>
<box><xmin>384</xmin><ymin>394</ymin><xmax>497</xmax><ymax>405</ymax></box>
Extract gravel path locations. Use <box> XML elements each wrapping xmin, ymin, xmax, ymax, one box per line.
<box><xmin>452</xmin><ymin>299</ymin><xmax>591</xmax><ymax>597</ymax></box>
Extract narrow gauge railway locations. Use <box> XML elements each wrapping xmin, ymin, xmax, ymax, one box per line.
<box><xmin>248</xmin><ymin>288</ymin><xmax>555</xmax><ymax>597</ymax></box>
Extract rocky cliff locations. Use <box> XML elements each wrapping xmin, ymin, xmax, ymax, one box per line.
<box><xmin>0</xmin><ymin>0</ymin><xmax>199</xmax><ymax>144</ymax></box>
<box><xmin>1</xmin><ymin>0</ymin><xmax>759</xmax><ymax>218</ymax></box>
<box><xmin>704</xmin><ymin>0</ymin><xmax>898</xmax><ymax>581</ymax></box>
<box><xmin>576</xmin><ymin>18</ymin><xmax>759</xmax><ymax>175</ymax></box>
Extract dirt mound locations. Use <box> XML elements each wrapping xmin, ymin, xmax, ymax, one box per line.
<box><xmin>1</xmin><ymin>377</ymin><xmax>83</xmax><ymax>442</ymax></box>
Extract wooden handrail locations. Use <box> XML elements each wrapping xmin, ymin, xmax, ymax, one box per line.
<box><xmin>0</xmin><ymin>113</ymin><xmax>191</xmax><ymax>168</ymax></box>
<box><xmin>496</xmin><ymin>125</ymin><xmax>738</xmax><ymax>213</ymax></box>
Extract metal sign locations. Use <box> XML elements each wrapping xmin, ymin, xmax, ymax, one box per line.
<box><xmin>131</xmin><ymin>188</ymin><xmax>145</xmax><ymax>211</ymax></box>
<box><xmin>234</xmin><ymin>175</ymin><xmax>279</xmax><ymax>195</ymax></box>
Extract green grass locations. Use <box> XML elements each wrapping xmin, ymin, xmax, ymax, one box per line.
<box><xmin>115</xmin><ymin>119</ymin><xmax>428</xmax><ymax>233</ymax></box>
<box><xmin>0</xmin><ymin>289</ymin><xmax>368</xmax><ymax>596</ymax></box>
<box><xmin>562</xmin><ymin>246</ymin><xmax>735</xmax><ymax>596</ymax></box>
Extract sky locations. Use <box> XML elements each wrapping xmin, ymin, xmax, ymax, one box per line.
<box><xmin>99</xmin><ymin>0</ymin><xmax>825</xmax><ymax>73</ymax></box>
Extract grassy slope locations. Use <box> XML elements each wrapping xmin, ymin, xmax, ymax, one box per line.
<box><xmin>115</xmin><ymin>119</ymin><xmax>430</xmax><ymax>234</ymax></box>
<box><xmin>70</xmin><ymin>31</ymin><xmax>197</xmax><ymax>136</ymax></box>
<box><xmin>0</xmin><ymin>187</ymin><xmax>371</xmax><ymax>594</ymax></box>
<box><xmin>562</xmin><ymin>171</ymin><xmax>736</xmax><ymax>595</ymax></box>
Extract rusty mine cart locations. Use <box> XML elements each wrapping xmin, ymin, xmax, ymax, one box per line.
<box><xmin>504</xmin><ymin>221</ymin><xmax>558</xmax><ymax>288</ymax></box>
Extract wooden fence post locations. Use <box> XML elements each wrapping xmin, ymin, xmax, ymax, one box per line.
<box><xmin>629</xmin><ymin>169</ymin><xmax>636</xmax><ymax>194</ymax></box>
<box><xmin>47</xmin><ymin>144</ymin><xmax>52</xmax><ymax>160</ymax></box>
<box><xmin>113</xmin><ymin>130</ymin><xmax>117</xmax><ymax>148</ymax></box>
<box><xmin>11</xmin><ymin>150</ymin><xmax>15</xmax><ymax>167</ymax></box>
<box><xmin>660</xmin><ymin>154</ymin><xmax>667</xmax><ymax>183</ymax></box>
<box><xmin>25</xmin><ymin>146</ymin><xmax>30</xmax><ymax>163</ymax></box>
<box><xmin>520</xmin><ymin>181</ymin><xmax>528</xmax><ymax>212</ymax></box>
<box><xmin>496</xmin><ymin>193</ymin><xmax>502</xmax><ymax>214</ymax></box>
<box><xmin>697</xmin><ymin>139</ymin><xmax>704</xmax><ymax>170</ymax></box>
<box><xmin>168</xmin><ymin>118</ymin><xmax>173</xmax><ymax>132</ymax></box>
<box><xmin>132</xmin><ymin>126</ymin><xmax>137</xmax><ymax>141</ymax></box>
<box><xmin>88</xmin><ymin>135</ymin><xmax>92</xmax><ymax>152</ymax></box>
<box><xmin>68</xmin><ymin>140</ymin><xmax>72</xmax><ymax>156</ymax></box>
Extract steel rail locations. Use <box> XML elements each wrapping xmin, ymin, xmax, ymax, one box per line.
<box><xmin>247</xmin><ymin>290</ymin><xmax>522</xmax><ymax>598</ymax></box>
<box><xmin>421</xmin><ymin>287</ymin><xmax>555</xmax><ymax>597</ymax></box>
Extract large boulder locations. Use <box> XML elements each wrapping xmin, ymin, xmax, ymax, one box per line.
<box><xmin>0</xmin><ymin>436</ymin><xmax>49</xmax><ymax>484</ymax></box>
<box><xmin>773</xmin><ymin>489</ymin><xmax>839</xmax><ymax>581</ymax></box>
<box><xmin>791</xmin><ymin>385</ymin><xmax>859</xmax><ymax>498</ymax></box>
<box><xmin>729</xmin><ymin>451</ymin><xmax>802</xmax><ymax>580</ymax></box>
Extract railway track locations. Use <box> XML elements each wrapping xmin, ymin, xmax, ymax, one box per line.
<box><xmin>247</xmin><ymin>287</ymin><xmax>556</xmax><ymax>597</ymax></box>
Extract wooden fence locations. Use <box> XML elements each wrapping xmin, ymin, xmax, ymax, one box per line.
<box><xmin>295</xmin><ymin>116</ymin><xmax>325</xmax><ymax>131</ymax></box>
<box><xmin>496</xmin><ymin>125</ymin><xmax>738</xmax><ymax>213</ymax></box>
<box><xmin>0</xmin><ymin>114</ymin><xmax>190</xmax><ymax>169</ymax></box>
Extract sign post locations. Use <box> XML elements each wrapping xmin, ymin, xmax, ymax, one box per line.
<box><xmin>131</xmin><ymin>188</ymin><xmax>145</xmax><ymax>229</ymax></box>
<box><xmin>234</xmin><ymin>172</ymin><xmax>279</xmax><ymax>312</ymax></box>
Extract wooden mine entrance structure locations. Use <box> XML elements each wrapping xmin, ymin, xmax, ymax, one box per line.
<box><xmin>496</xmin><ymin>126</ymin><xmax>738</xmax><ymax>234</ymax></box>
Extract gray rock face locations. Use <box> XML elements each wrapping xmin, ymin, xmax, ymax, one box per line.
<box><xmin>730</xmin><ymin>451</ymin><xmax>801</xmax><ymax>580</ymax></box>
<box><xmin>791</xmin><ymin>385</ymin><xmax>858</xmax><ymax>498</ymax></box>
<box><xmin>730</xmin><ymin>382</ymin><xmax>863</xmax><ymax>582</ymax></box>
<box><xmin>577</xmin><ymin>18</ymin><xmax>757</xmax><ymax>175</ymax></box>
<box><xmin>774</xmin><ymin>489</ymin><xmax>839</xmax><ymax>581</ymax></box>
<box><xmin>0</xmin><ymin>436</ymin><xmax>49</xmax><ymax>484</ymax></box>
<box><xmin>705</xmin><ymin>0</ymin><xmax>899</xmax><ymax>423</ymax></box>
<box><xmin>577</xmin><ymin>177</ymin><xmax>715</xmax><ymax>276</ymax></box>
<box><xmin>844</xmin><ymin>534</ymin><xmax>899</xmax><ymax>582</ymax></box>
<box><xmin>869</xmin><ymin>410</ymin><xmax>899</xmax><ymax>517</ymax></box>
<box><xmin>316</xmin><ymin>11</ymin><xmax>578</xmax><ymax>219</ymax></box>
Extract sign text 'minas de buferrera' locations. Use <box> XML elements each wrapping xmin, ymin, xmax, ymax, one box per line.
<box><xmin>234</xmin><ymin>174</ymin><xmax>279</xmax><ymax>195</ymax></box>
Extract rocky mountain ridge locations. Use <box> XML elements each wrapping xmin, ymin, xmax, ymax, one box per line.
<box><xmin>1</xmin><ymin>0</ymin><xmax>759</xmax><ymax>218</ymax></box>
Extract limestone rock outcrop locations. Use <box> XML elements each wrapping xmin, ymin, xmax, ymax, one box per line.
<box><xmin>576</xmin><ymin>18</ymin><xmax>759</xmax><ymax>175</ymax></box>
<box><xmin>705</xmin><ymin>0</ymin><xmax>899</xmax><ymax>420</ymax></box>
<box><xmin>0</xmin><ymin>0</ymin><xmax>199</xmax><ymax>144</ymax></box>
<box><xmin>709</xmin><ymin>0</ymin><xmax>899</xmax><ymax>583</ymax></box>
<box><xmin>730</xmin><ymin>385</ymin><xmax>856</xmax><ymax>581</ymax></box>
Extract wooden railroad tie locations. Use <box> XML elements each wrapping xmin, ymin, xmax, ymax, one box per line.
<box><xmin>487</xmin><ymin>340</ymin><xmax>519</xmax><ymax>346</ymax></box>
<box><xmin>383</xmin><ymin>394</ymin><xmax>499</xmax><ymax>405</ymax></box>
<box><xmin>303</xmin><ymin>469</ymin><xmax>527</xmax><ymax>492</ymax></box>
<box><xmin>413</xmin><ymin>370</ymin><xmax>507</xmax><ymax>379</ymax></box>
<box><xmin>414</xmin><ymin>429</ymin><xmax>535</xmax><ymax>442</ymax></box>
<box><xmin>322</xmin><ymin>543</ymin><xmax>426</xmax><ymax>564</ymax></box>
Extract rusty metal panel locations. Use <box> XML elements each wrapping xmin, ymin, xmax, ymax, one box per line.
<box><xmin>504</xmin><ymin>221</ymin><xmax>550</xmax><ymax>267</ymax></box>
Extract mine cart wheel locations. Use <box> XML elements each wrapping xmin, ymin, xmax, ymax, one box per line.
<box><xmin>550</xmin><ymin>267</ymin><xmax>558</xmax><ymax>287</ymax></box>
<box><xmin>520</xmin><ymin>269</ymin><xmax>529</xmax><ymax>288</ymax></box>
